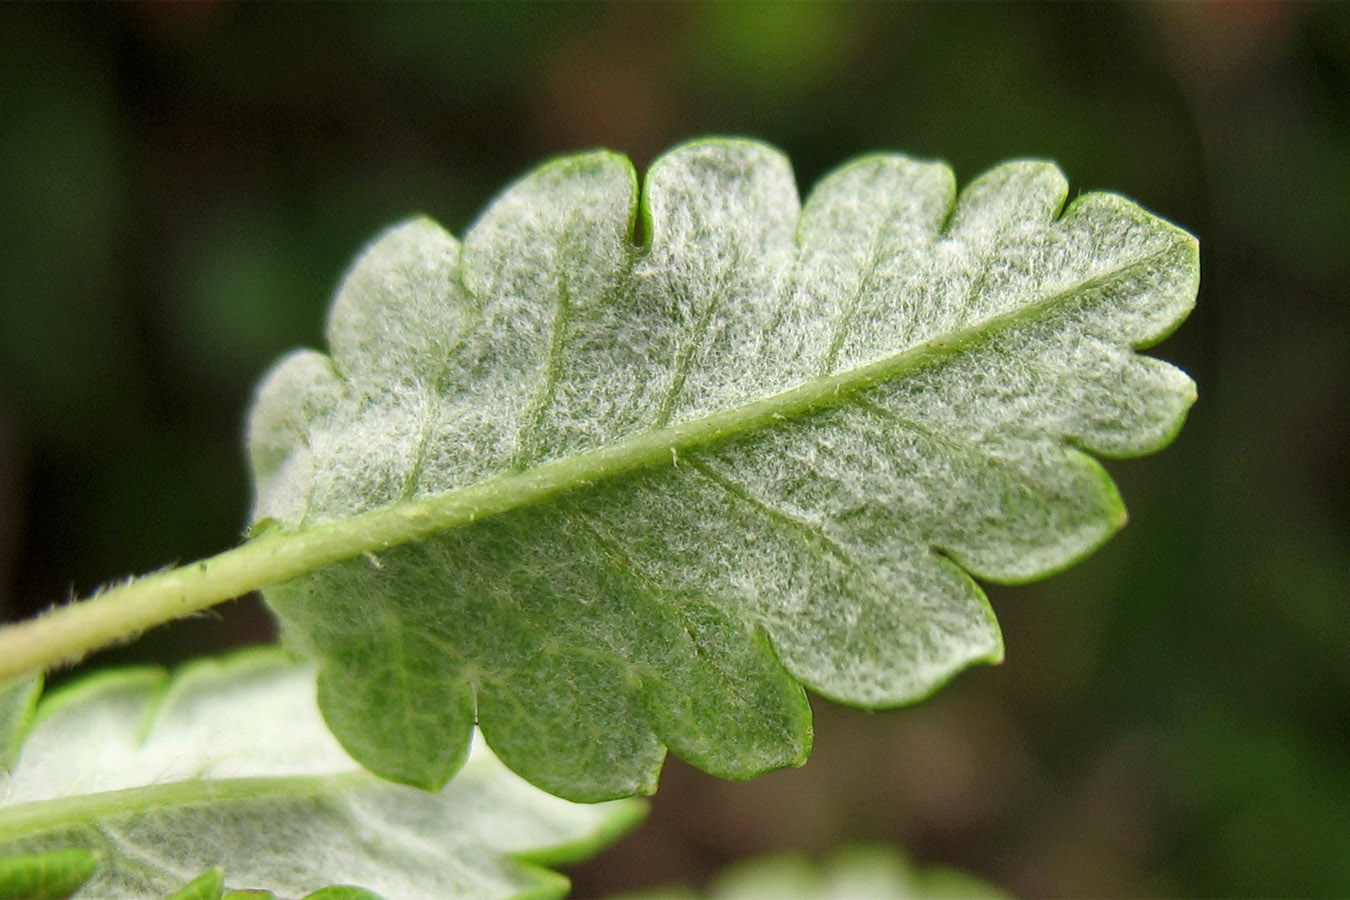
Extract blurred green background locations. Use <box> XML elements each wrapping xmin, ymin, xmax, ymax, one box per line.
<box><xmin>1</xmin><ymin>2</ymin><xmax>1346</xmax><ymax>897</ymax></box>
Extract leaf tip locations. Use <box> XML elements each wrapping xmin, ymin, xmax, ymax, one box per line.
<box><xmin>0</xmin><ymin>848</ymin><xmax>101</xmax><ymax>900</ymax></box>
<box><xmin>167</xmin><ymin>867</ymin><xmax>225</xmax><ymax>900</ymax></box>
<box><xmin>0</xmin><ymin>672</ymin><xmax>42</xmax><ymax>773</ymax></box>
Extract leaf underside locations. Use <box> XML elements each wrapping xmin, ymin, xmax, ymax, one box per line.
<box><xmin>249</xmin><ymin>138</ymin><xmax>1198</xmax><ymax>801</ymax></box>
<box><xmin>0</xmin><ymin>651</ymin><xmax>640</xmax><ymax>900</ymax></box>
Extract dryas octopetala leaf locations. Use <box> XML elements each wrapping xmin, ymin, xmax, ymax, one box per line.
<box><xmin>248</xmin><ymin>138</ymin><xmax>1197</xmax><ymax>801</ymax></box>
<box><xmin>0</xmin><ymin>651</ymin><xmax>640</xmax><ymax>899</ymax></box>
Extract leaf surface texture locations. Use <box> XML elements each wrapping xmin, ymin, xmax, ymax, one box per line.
<box><xmin>249</xmin><ymin>139</ymin><xmax>1198</xmax><ymax>799</ymax></box>
<box><xmin>0</xmin><ymin>652</ymin><xmax>640</xmax><ymax>899</ymax></box>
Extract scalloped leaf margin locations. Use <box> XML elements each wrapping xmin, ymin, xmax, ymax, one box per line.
<box><xmin>248</xmin><ymin>138</ymin><xmax>1198</xmax><ymax>801</ymax></box>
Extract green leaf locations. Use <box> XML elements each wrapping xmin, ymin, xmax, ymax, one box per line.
<box><xmin>0</xmin><ymin>650</ymin><xmax>641</xmax><ymax>900</ymax></box>
<box><xmin>0</xmin><ymin>675</ymin><xmax>40</xmax><ymax>773</ymax></box>
<box><xmin>700</xmin><ymin>845</ymin><xmax>1007</xmax><ymax>900</ymax></box>
<box><xmin>166</xmin><ymin>869</ymin><xmax>223</xmax><ymax>900</ymax></box>
<box><xmin>299</xmin><ymin>888</ymin><xmax>385</xmax><ymax>900</ymax></box>
<box><xmin>249</xmin><ymin>138</ymin><xmax>1197</xmax><ymax>800</ymax></box>
<box><xmin>0</xmin><ymin>848</ymin><xmax>100</xmax><ymax>900</ymax></box>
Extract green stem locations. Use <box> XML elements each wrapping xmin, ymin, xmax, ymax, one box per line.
<box><xmin>0</xmin><ymin>353</ymin><xmax>927</xmax><ymax>682</ymax></box>
<box><xmin>0</xmin><ymin>772</ymin><xmax>368</xmax><ymax>839</ymax></box>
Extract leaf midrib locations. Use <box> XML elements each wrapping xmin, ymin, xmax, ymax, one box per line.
<box><xmin>0</xmin><ymin>772</ymin><xmax>371</xmax><ymax>841</ymax></box>
<box><xmin>282</xmin><ymin>243</ymin><xmax>1173</xmax><ymax>555</ymax></box>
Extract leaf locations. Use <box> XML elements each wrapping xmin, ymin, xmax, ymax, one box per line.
<box><xmin>608</xmin><ymin>844</ymin><xmax>1006</xmax><ymax>900</ymax></box>
<box><xmin>699</xmin><ymin>845</ymin><xmax>1007</xmax><ymax>900</ymax></box>
<box><xmin>165</xmin><ymin>869</ymin><xmax>224</xmax><ymax>900</ymax></box>
<box><xmin>0</xmin><ymin>848</ymin><xmax>100</xmax><ymax>900</ymax></box>
<box><xmin>161</xmin><ymin>867</ymin><xmax>384</xmax><ymax>900</ymax></box>
<box><xmin>249</xmin><ymin>138</ymin><xmax>1197</xmax><ymax>800</ymax></box>
<box><xmin>295</xmin><ymin>889</ymin><xmax>383</xmax><ymax>900</ymax></box>
<box><xmin>0</xmin><ymin>676</ymin><xmax>40</xmax><ymax>774</ymax></box>
<box><xmin>0</xmin><ymin>650</ymin><xmax>642</xmax><ymax>900</ymax></box>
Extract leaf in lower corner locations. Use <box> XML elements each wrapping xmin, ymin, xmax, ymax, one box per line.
<box><xmin>166</xmin><ymin>869</ymin><xmax>223</xmax><ymax>900</ymax></box>
<box><xmin>701</xmin><ymin>844</ymin><xmax>1008</xmax><ymax>900</ymax></box>
<box><xmin>300</xmin><ymin>888</ymin><xmax>385</xmax><ymax>900</ymax></box>
<box><xmin>0</xmin><ymin>849</ymin><xmax>99</xmax><ymax>900</ymax></box>
<box><xmin>248</xmin><ymin>138</ymin><xmax>1198</xmax><ymax>801</ymax></box>
<box><xmin>0</xmin><ymin>650</ymin><xmax>640</xmax><ymax>900</ymax></box>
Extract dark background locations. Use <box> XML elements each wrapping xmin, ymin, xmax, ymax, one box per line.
<box><xmin>1</xmin><ymin>3</ymin><xmax>1347</xmax><ymax>897</ymax></box>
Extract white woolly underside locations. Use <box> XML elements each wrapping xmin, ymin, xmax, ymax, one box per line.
<box><xmin>0</xmin><ymin>654</ymin><xmax>620</xmax><ymax>899</ymax></box>
<box><xmin>246</xmin><ymin>140</ymin><xmax>1195</xmax><ymax>782</ymax></box>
